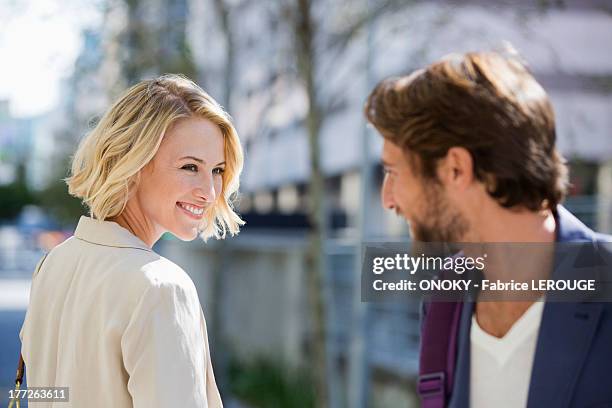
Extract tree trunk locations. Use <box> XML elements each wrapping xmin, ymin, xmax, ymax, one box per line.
<box><xmin>212</xmin><ymin>0</ymin><xmax>235</xmax><ymax>110</ymax></box>
<box><xmin>208</xmin><ymin>0</ymin><xmax>235</xmax><ymax>395</ymax></box>
<box><xmin>294</xmin><ymin>0</ymin><xmax>329</xmax><ymax>406</ymax></box>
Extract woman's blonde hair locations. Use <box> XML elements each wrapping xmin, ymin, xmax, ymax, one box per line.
<box><xmin>65</xmin><ymin>74</ymin><xmax>244</xmax><ymax>240</ymax></box>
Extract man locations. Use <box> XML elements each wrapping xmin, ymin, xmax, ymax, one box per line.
<box><xmin>365</xmin><ymin>50</ymin><xmax>612</xmax><ymax>407</ymax></box>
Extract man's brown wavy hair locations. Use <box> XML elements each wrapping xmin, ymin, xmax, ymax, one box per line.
<box><xmin>365</xmin><ymin>51</ymin><xmax>568</xmax><ymax>211</ymax></box>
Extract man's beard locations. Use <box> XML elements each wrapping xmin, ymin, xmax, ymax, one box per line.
<box><xmin>408</xmin><ymin>182</ymin><xmax>469</xmax><ymax>243</ymax></box>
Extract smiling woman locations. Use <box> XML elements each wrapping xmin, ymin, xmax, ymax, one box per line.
<box><xmin>110</xmin><ymin>115</ymin><xmax>231</xmax><ymax>245</ymax></box>
<box><xmin>17</xmin><ymin>74</ymin><xmax>243</xmax><ymax>408</ymax></box>
<box><xmin>66</xmin><ymin>74</ymin><xmax>244</xmax><ymax>243</ymax></box>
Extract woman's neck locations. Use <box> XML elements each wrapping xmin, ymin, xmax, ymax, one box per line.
<box><xmin>110</xmin><ymin>207</ymin><xmax>157</xmax><ymax>248</ymax></box>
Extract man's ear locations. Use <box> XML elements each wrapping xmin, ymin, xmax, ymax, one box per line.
<box><xmin>438</xmin><ymin>147</ymin><xmax>474</xmax><ymax>190</ymax></box>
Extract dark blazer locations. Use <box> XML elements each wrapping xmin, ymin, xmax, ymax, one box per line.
<box><xmin>448</xmin><ymin>206</ymin><xmax>612</xmax><ymax>408</ymax></box>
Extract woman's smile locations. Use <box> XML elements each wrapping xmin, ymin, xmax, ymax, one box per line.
<box><xmin>176</xmin><ymin>201</ymin><xmax>205</xmax><ymax>220</ymax></box>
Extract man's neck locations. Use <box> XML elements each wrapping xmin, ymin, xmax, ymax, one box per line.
<box><xmin>471</xmin><ymin>205</ymin><xmax>556</xmax><ymax>243</ymax></box>
<box><xmin>470</xmin><ymin>204</ymin><xmax>556</xmax><ymax>338</ymax></box>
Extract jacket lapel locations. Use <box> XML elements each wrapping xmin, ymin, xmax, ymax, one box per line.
<box><xmin>448</xmin><ymin>301</ymin><xmax>473</xmax><ymax>408</ymax></box>
<box><xmin>526</xmin><ymin>301</ymin><xmax>603</xmax><ymax>408</ymax></box>
<box><xmin>527</xmin><ymin>206</ymin><xmax>604</xmax><ymax>407</ymax></box>
<box><xmin>448</xmin><ymin>206</ymin><xmax>604</xmax><ymax>406</ymax></box>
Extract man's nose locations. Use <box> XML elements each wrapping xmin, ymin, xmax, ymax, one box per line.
<box><xmin>381</xmin><ymin>174</ymin><xmax>396</xmax><ymax>210</ymax></box>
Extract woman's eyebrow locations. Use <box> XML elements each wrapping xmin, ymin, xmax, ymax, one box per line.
<box><xmin>179</xmin><ymin>155</ymin><xmax>204</xmax><ymax>163</ymax></box>
<box><xmin>179</xmin><ymin>156</ymin><xmax>226</xmax><ymax>167</ymax></box>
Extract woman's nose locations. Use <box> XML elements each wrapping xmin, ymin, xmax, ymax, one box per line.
<box><xmin>195</xmin><ymin>175</ymin><xmax>217</xmax><ymax>203</ymax></box>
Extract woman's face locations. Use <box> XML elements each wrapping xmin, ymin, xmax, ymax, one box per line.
<box><xmin>134</xmin><ymin>116</ymin><xmax>225</xmax><ymax>241</ymax></box>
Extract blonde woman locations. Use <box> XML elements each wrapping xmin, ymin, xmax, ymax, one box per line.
<box><xmin>18</xmin><ymin>75</ymin><xmax>243</xmax><ymax>407</ymax></box>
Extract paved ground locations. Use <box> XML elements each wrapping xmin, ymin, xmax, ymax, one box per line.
<box><xmin>1</xmin><ymin>307</ymin><xmax>28</xmax><ymax>406</ymax></box>
<box><xmin>0</xmin><ymin>225</ymin><xmax>38</xmax><ymax>405</ymax></box>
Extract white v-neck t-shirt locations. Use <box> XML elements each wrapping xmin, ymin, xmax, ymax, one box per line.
<box><xmin>470</xmin><ymin>300</ymin><xmax>545</xmax><ymax>408</ymax></box>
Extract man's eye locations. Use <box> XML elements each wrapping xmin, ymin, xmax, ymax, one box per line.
<box><xmin>213</xmin><ymin>167</ymin><xmax>225</xmax><ymax>175</ymax></box>
<box><xmin>182</xmin><ymin>164</ymin><xmax>198</xmax><ymax>172</ymax></box>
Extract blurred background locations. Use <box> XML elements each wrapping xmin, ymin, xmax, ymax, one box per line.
<box><xmin>1</xmin><ymin>0</ymin><xmax>611</xmax><ymax>406</ymax></box>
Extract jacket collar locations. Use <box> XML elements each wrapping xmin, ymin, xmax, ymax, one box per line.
<box><xmin>449</xmin><ymin>205</ymin><xmax>605</xmax><ymax>408</ymax></box>
<box><xmin>73</xmin><ymin>216</ymin><xmax>153</xmax><ymax>252</ymax></box>
<box><xmin>554</xmin><ymin>204</ymin><xmax>597</xmax><ymax>243</ymax></box>
<box><xmin>527</xmin><ymin>205</ymin><xmax>605</xmax><ymax>407</ymax></box>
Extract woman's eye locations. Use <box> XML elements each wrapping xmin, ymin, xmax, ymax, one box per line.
<box><xmin>182</xmin><ymin>164</ymin><xmax>198</xmax><ymax>172</ymax></box>
<box><xmin>213</xmin><ymin>167</ymin><xmax>225</xmax><ymax>175</ymax></box>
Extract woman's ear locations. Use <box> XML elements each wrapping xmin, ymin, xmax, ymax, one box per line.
<box><xmin>128</xmin><ymin>166</ymin><xmax>147</xmax><ymax>197</ymax></box>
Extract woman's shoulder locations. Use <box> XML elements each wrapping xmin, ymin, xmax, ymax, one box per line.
<box><xmin>103</xmin><ymin>250</ymin><xmax>197</xmax><ymax>299</ymax></box>
<box><xmin>110</xmin><ymin>253</ymin><xmax>201</xmax><ymax>312</ymax></box>
<box><xmin>129</xmin><ymin>257</ymin><xmax>202</xmax><ymax>319</ymax></box>
<box><xmin>47</xmin><ymin>237</ymin><xmax>197</xmax><ymax>298</ymax></box>
<box><xmin>138</xmin><ymin>256</ymin><xmax>196</xmax><ymax>292</ymax></box>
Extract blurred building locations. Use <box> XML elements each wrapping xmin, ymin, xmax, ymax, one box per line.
<box><xmin>58</xmin><ymin>0</ymin><xmax>195</xmax><ymax>150</ymax></box>
<box><xmin>189</xmin><ymin>0</ymin><xmax>612</xmax><ymax>236</ymax></box>
<box><xmin>0</xmin><ymin>100</ymin><xmax>34</xmax><ymax>185</ymax></box>
<box><xmin>183</xmin><ymin>1</ymin><xmax>612</xmax><ymax>405</ymax></box>
<box><xmin>43</xmin><ymin>0</ymin><xmax>612</xmax><ymax>405</ymax></box>
<box><xmin>0</xmin><ymin>100</ymin><xmax>59</xmax><ymax>191</ymax></box>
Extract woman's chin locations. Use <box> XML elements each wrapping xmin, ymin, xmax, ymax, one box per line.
<box><xmin>171</xmin><ymin>227</ymin><xmax>200</xmax><ymax>242</ymax></box>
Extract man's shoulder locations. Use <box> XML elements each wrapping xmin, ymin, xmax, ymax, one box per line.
<box><xmin>556</xmin><ymin>205</ymin><xmax>611</xmax><ymax>243</ymax></box>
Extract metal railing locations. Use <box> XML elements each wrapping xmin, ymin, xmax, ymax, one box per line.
<box><xmin>325</xmin><ymin>242</ymin><xmax>421</xmax><ymax>381</ymax></box>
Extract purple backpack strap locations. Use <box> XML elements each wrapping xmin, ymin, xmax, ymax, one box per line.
<box><xmin>417</xmin><ymin>301</ymin><xmax>463</xmax><ymax>408</ymax></box>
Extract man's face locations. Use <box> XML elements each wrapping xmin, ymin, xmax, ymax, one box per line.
<box><xmin>380</xmin><ymin>139</ymin><xmax>469</xmax><ymax>242</ymax></box>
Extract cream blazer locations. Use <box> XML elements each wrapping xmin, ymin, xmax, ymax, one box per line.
<box><xmin>20</xmin><ymin>216</ymin><xmax>222</xmax><ymax>407</ymax></box>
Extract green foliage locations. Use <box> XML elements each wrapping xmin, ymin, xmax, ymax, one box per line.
<box><xmin>36</xmin><ymin>177</ymin><xmax>87</xmax><ymax>226</ymax></box>
<box><xmin>0</xmin><ymin>161</ymin><xmax>84</xmax><ymax>225</ymax></box>
<box><xmin>0</xmin><ymin>162</ymin><xmax>37</xmax><ymax>220</ymax></box>
<box><xmin>228</xmin><ymin>357</ymin><xmax>315</xmax><ymax>408</ymax></box>
<box><xmin>0</xmin><ymin>180</ymin><xmax>37</xmax><ymax>220</ymax></box>
<box><xmin>31</xmin><ymin>156</ymin><xmax>87</xmax><ymax>226</ymax></box>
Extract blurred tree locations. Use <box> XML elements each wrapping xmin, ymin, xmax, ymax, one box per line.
<box><xmin>284</xmin><ymin>1</ymin><xmax>406</xmax><ymax>406</ymax></box>
<box><xmin>288</xmin><ymin>1</ymin><xmax>329</xmax><ymax>407</ymax></box>
<box><xmin>0</xmin><ymin>163</ymin><xmax>38</xmax><ymax>220</ymax></box>
<box><xmin>122</xmin><ymin>0</ymin><xmax>197</xmax><ymax>84</ymax></box>
<box><xmin>35</xmin><ymin>156</ymin><xmax>87</xmax><ymax>226</ymax></box>
<box><xmin>205</xmin><ymin>0</ymin><xmax>236</xmax><ymax>397</ymax></box>
<box><xmin>191</xmin><ymin>0</ymin><xmax>408</xmax><ymax>405</ymax></box>
<box><xmin>212</xmin><ymin>0</ymin><xmax>235</xmax><ymax>110</ymax></box>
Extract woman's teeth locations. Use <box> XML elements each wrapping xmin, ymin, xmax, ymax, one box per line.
<box><xmin>177</xmin><ymin>202</ymin><xmax>204</xmax><ymax>215</ymax></box>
